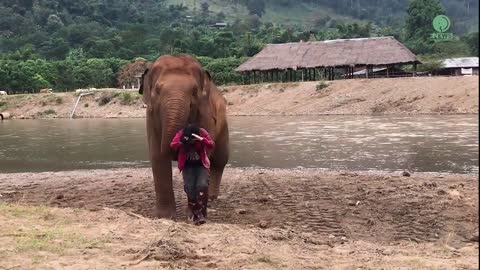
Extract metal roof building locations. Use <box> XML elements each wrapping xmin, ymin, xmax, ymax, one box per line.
<box><xmin>439</xmin><ymin>57</ymin><xmax>479</xmax><ymax>76</ymax></box>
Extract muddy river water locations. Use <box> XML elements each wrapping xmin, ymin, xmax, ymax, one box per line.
<box><xmin>0</xmin><ymin>115</ymin><xmax>478</xmax><ymax>174</ymax></box>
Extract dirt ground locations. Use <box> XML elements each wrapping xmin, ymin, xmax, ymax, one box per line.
<box><xmin>0</xmin><ymin>168</ymin><xmax>478</xmax><ymax>269</ymax></box>
<box><xmin>223</xmin><ymin>76</ymin><xmax>479</xmax><ymax>115</ymax></box>
<box><xmin>0</xmin><ymin>76</ymin><xmax>478</xmax><ymax>119</ymax></box>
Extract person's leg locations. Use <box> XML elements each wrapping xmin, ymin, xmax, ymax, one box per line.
<box><xmin>182</xmin><ymin>167</ymin><xmax>197</xmax><ymax>220</ymax></box>
<box><xmin>195</xmin><ymin>167</ymin><xmax>210</xmax><ymax>224</ymax></box>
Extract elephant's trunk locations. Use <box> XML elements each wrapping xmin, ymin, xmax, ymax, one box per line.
<box><xmin>160</xmin><ymin>97</ymin><xmax>190</xmax><ymax>155</ymax></box>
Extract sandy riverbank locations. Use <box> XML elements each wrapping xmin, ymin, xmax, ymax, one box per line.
<box><xmin>0</xmin><ymin>168</ymin><xmax>478</xmax><ymax>269</ymax></box>
<box><xmin>0</xmin><ymin>76</ymin><xmax>477</xmax><ymax>119</ymax></box>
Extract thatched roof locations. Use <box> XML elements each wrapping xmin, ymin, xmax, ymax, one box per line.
<box><xmin>235</xmin><ymin>37</ymin><xmax>419</xmax><ymax>72</ymax></box>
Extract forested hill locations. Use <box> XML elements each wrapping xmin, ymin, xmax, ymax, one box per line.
<box><xmin>0</xmin><ymin>0</ymin><xmax>478</xmax><ymax>92</ymax></box>
<box><xmin>0</xmin><ymin>0</ymin><xmax>478</xmax><ymax>61</ymax></box>
<box><xmin>168</xmin><ymin>0</ymin><xmax>478</xmax><ymax>33</ymax></box>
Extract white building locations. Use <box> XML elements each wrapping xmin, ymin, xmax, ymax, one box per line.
<box><xmin>439</xmin><ymin>57</ymin><xmax>479</xmax><ymax>76</ymax></box>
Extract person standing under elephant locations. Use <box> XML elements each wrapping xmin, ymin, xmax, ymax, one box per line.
<box><xmin>170</xmin><ymin>123</ymin><xmax>215</xmax><ymax>225</ymax></box>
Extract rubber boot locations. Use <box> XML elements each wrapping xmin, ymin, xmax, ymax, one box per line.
<box><xmin>194</xmin><ymin>188</ymin><xmax>209</xmax><ymax>225</ymax></box>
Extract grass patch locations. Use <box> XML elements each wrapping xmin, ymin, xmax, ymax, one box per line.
<box><xmin>43</xmin><ymin>109</ymin><xmax>56</xmax><ymax>115</ymax></box>
<box><xmin>0</xmin><ymin>100</ymin><xmax>7</xmax><ymax>109</ymax></box>
<box><xmin>118</xmin><ymin>92</ymin><xmax>135</xmax><ymax>105</ymax></box>
<box><xmin>0</xmin><ymin>202</ymin><xmax>51</xmax><ymax>218</ymax></box>
<box><xmin>315</xmin><ymin>81</ymin><xmax>329</xmax><ymax>91</ymax></box>
<box><xmin>55</xmin><ymin>97</ymin><xmax>63</xmax><ymax>105</ymax></box>
<box><xmin>0</xmin><ymin>203</ymin><xmax>106</xmax><ymax>255</ymax></box>
<box><xmin>14</xmin><ymin>229</ymin><xmax>105</xmax><ymax>254</ymax></box>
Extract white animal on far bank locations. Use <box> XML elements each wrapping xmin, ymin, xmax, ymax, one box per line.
<box><xmin>0</xmin><ymin>91</ymin><xmax>7</xmax><ymax>95</ymax></box>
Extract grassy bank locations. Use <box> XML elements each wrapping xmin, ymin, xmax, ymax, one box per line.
<box><xmin>0</xmin><ymin>76</ymin><xmax>478</xmax><ymax>119</ymax></box>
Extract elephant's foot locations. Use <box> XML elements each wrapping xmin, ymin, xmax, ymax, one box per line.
<box><xmin>154</xmin><ymin>205</ymin><xmax>177</xmax><ymax>220</ymax></box>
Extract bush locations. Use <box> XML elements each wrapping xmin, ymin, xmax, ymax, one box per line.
<box><xmin>0</xmin><ymin>101</ymin><xmax>7</xmax><ymax>109</ymax></box>
<box><xmin>43</xmin><ymin>109</ymin><xmax>56</xmax><ymax>115</ymax></box>
<box><xmin>197</xmin><ymin>56</ymin><xmax>246</xmax><ymax>85</ymax></box>
<box><xmin>416</xmin><ymin>58</ymin><xmax>443</xmax><ymax>73</ymax></box>
<box><xmin>316</xmin><ymin>81</ymin><xmax>329</xmax><ymax>91</ymax></box>
<box><xmin>84</xmin><ymin>103</ymin><xmax>89</xmax><ymax>107</ymax></box>
<box><xmin>98</xmin><ymin>93</ymin><xmax>114</xmax><ymax>106</ymax></box>
<box><xmin>55</xmin><ymin>96</ymin><xmax>63</xmax><ymax>104</ymax></box>
<box><xmin>119</xmin><ymin>92</ymin><xmax>135</xmax><ymax>105</ymax></box>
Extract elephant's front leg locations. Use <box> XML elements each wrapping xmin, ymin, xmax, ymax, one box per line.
<box><xmin>151</xmin><ymin>156</ymin><xmax>177</xmax><ymax>220</ymax></box>
<box><xmin>209</xmin><ymin>166</ymin><xmax>224</xmax><ymax>200</ymax></box>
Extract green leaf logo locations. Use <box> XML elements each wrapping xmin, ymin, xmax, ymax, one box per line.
<box><xmin>433</xmin><ymin>15</ymin><xmax>451</xmax><ymax>33</ymax></box>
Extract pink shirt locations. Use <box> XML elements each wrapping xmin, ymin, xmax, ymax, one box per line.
<box><xmin>170</xmin><ymin>128</ymin><xmax>215</xmax><ymax>171</ymax></box>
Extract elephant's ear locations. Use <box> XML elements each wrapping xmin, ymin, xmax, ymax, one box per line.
<box><xmin>201</xmin><ymin>70</ymin><xmax>213</xmax><ymax>98</ymax></box>
<box><xmin>139</xmin><ymin>68</ymin><xmax>149</xmax><ymax>95</ymax></box>
<box><xmin>140</xmin><ymin>66</ymin><xmax>153</xmax><ymax>107</ymax></box>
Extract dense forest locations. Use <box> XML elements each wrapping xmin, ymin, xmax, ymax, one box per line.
<box><xmin>0</xmin><ymin>0</ymin><xmax>478</xmax><ymax>92</ymax></box>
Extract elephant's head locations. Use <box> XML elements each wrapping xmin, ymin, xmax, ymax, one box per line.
<box><xmin>140</xmin><ymin>55</ymin><xmax>212</xmax><ymax>155</ymax></box>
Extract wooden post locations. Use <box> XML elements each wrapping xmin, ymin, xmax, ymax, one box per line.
<box><xmin>313</xmin><ymin>68</ymin><xmax>316</xmax><ymax>81</ymax></box>
<box><xmin>365</xmin><ymin>65</ymin><xmax>369</xmax><ymax>79</ymax></box>
<box><xmin>386</xmin><ymin>66</ymin><xmax>390</xmax><ymax>78</ymax></box>
<box><xmin>413</xmin><ymin>63</ymin><xmax>417</xmax><ymax>77</ymax></box>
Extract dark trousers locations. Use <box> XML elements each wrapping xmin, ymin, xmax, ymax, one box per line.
<box><xmin>182</xmin><ymin>165</ymin><xmax>209</xmax><ymax>200</ymax></box>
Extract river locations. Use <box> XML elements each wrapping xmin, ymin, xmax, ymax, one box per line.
<box><xmin>0</xmin><ymin>115</ymin><xmax>478</xmax><ymax>174</ymax></box>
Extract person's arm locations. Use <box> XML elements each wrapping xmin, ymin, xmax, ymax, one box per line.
<box><xmin>170</xmin><ymin>130</ymin><xmax>185</xmax><ymax>150</ymax></box>
<box><xmin>198</xmin><ymin>128</ymin><xmax>215</xmax><ymax>150</ymax></box>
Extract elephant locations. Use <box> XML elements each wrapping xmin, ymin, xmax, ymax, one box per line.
<box><xmin>139</xmin><ymin>54</ymin><xmax>229</xmax><ymax>219</ymax></box>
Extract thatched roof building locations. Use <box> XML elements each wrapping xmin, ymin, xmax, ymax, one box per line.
<box><xmin>236</xmin><ymin>37</ymin><xmax>419</xmax><ymax>72</ymax></box>
<box><xmin>235</xmin><ymin>37</ymin><xmax>419</xmax><ymax>83</ymax></box>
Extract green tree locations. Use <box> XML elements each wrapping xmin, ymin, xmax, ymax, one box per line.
<box><xmin>462</xmin><ymin>32</ymin><xmax>479</xmax><ymax>56</ymax></box>
<box><xmin>201</xmin><ymin>1</ymin><xmax>209</xmax><ymax>14</ymax></box>
<box><xmin>246</xmin><ymin>0</ymin><xmax>266</xmax><ymax>17</ymax></box>
<box><xmin>405</xmin><ymin>0</ymin><xmax>445</xmax><ymax>54</ymax></box>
